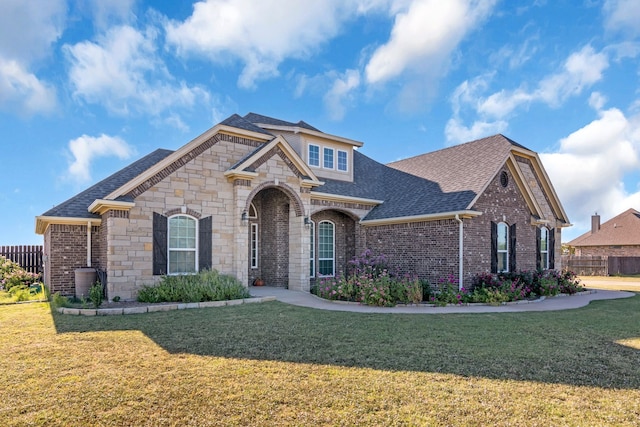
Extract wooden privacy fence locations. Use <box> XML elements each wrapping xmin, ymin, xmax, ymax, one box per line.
<box><xmin>0</xmin><ymin>245</ymin><xmax>43</xmax><ymax>274</ymax></box>
<box><xmin>562</xmin><ymin>255</ymin><xmax>640</xmax><ymax>276</ymax></box>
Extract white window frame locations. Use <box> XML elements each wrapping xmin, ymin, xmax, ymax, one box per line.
<box><xmin>250</xmin><ymin>223</ymin><xmax>259</xmax><ymax>269</ymax></box>
<box><xmin>167</xmin><ymin>214</ymin><xmax>198</xmax><ymax>275</ymax></box>
<box><xmin>497</xmin><ymin>222</ymin><xmax>509</xmax><ymax>273</ymax></box>
<box><xmin>309</xmin><ymin>220</ymin><xmax>315</xmax><ymax>278</ymax></box>
<box><xmin>323</xmin><ymin>147</ymin><xmax>334</xmax><ymax>169</ymax></box>
<box><xmin>318</xmin><ymin>220</ymin><xmax>335</xmax><ymax>277</ymax></box>
<box><xmin>540</xmin><ymin>227</ymin><xmax>549</xmax><ymax>270</ymax></box>
<box><xmin>337</xmin><ymin>150</ymin><xmax>348</xmax><ymax>172</ymax></box>
<box><xmin>248</xmin><ymin>202</ymin><xmax>258</xmax><ymax>219</ymax></box>
<box><xmin>308</xmin><ymin>144</ymin><xmax>320</xmax><ymax>167</ymax></box>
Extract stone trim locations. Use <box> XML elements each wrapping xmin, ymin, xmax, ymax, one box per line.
<box><xmin>124</xmin><ymin>133</ymin><xmax>264</xmax><ymax>199</ymax></box>
<box><xmin>249</xmin><ymin>146</ymin><xmax>306</xmax><ymax>179</ymax></box>
<box><xmin>311</xmin><ymin>199</ymin><xmax>374</xmax><ymax>212</ymax></box>
<box><xmin>234</xmin><ymin>179</ymin><xmax>252</xmax><ymax>187</ymax></box>
<box><xmin>164</xmin><ymin>208</ymin><xmax>202</xmax><ymax>219</ymax></box>
<box><xmin>246</xmin><ymin>181</ymin><xmax>305</xmax><ymax>217</ymax></box>
<box><xmin>107</xmin><ymin>209</ymin><xmax>130</xmax><ymax>219</ymax></box>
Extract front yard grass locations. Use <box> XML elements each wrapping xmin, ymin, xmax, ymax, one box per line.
<box><xmin>1</xmin><ymin>297</ymin><xmax>639</xmax><ymax>426</ymax></box>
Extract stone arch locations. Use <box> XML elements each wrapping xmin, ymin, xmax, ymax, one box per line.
<box><xmin>245</xmin><ymin>181</ymin><xmax>305</xmax><ymax>216</ymax></box>
<box><xmin>310</xmin><ymin>206</ymin><xmax>361</xmax><ymax>222</ymax></box>
<box><xmin>163</xmin><ymin>207</ymin><xmax>201</xmax><ymax>218</ymax></box>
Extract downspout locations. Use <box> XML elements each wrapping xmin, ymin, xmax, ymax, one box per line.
<box><xmin>87</xmin><ymin>221</ymin><xmax>92</xmax><ymax>267</ymax></box>
<box><xmin>455</xmin><ymin>214</ymin><xmax>463</xmax><ymax>290</ymax></box>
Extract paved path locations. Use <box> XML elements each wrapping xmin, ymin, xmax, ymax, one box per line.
<box><xmin>249</xmin><ymin>286</ymin><xmax>636</xmax><ymax>314</ymax></box>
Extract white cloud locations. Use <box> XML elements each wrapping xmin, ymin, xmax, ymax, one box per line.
<box><xmin>64</xmin><ymin>25</ymin><xmax>210</xmax><ymax>117</ymax></box>
<box><xmin>0</xmin><ymin>58</ymin><xmax>57</xmax><ymax>115</ymax></box>
<box><xmin>165</xmin><ymin>0</ymin><xmax>353</xmax><ymax>89</ymax></box>
<box><xmin>324</xmin><ymin>69</ymin><xmax>361</xmax><ymax>121</ymax></box>
<box><xmin>540</xmin><ymin>105</ymin><xmax>640</xmax><ymax>240</ymax></box>
<box><xmin>86</xmin><ymin>0</ymin><xmax>136</xmax><ymax>29</ymax></box>
<box><xmin>0</xmin><ymin>0</ymin><xmax>64</xmax><ymax>114</ymax></box>
<box><xmin>448</xmin><ymin>45</ymin><xmax>609</xmax><ymax>144</ymax></box>
<box><xmin>445</xmin><ymin>116</ymin><xmax>507</xmax><ymax>145</ymax></box>
<box><xmin>604</xmin><ymin>0</ymin><xmax>640</xmax><ymax>37</ymax></box>
<box><xmin>67</xmin><ymin>134</ymin><xmax>135</xmax><ymax>182</ymax></box>
<box><xmin>365</xmin><ymin>0</ymin><xmax>496</xmax><ymax>85</ymax></box>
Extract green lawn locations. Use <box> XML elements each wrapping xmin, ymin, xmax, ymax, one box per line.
<box><xmin>2</xmin><ymin>298</ymin><xmax>639</xmax><ymax>426</ymax></box>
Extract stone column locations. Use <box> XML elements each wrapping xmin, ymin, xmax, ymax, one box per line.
<box><xmin>288</xmin><ymin>209</ymin><xmax>309</xmax><ymax>291</ymax></box>
<box><xmin>233</xmin><ymin>181</ymin><xmax>251</xmax><ymax>287</ymax></box>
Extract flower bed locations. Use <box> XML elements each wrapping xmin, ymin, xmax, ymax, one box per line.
<box><xmin>312</xmin><ymin>250</ymin><xmax>584</xmax><ymax>307</ymax></box>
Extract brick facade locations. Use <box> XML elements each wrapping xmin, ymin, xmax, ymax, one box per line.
<box><xmin>574</xmin><ymin>245</ymin><xmax>640</xmax><ymax>257</ymax></box>
<box><xmin>309</xmin><ymin>209</ymin><xmax>357</xmax><ymax>285</ymax></box>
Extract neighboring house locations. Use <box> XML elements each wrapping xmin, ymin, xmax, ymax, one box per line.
<box><xmin>567</xmin><ymin>209</ymin><xmax>640</xmax><ymax>256</ymax></box>
<box><xmin>36</xmin><ymin>113</ymin><xmax>570</xmax><ymax>299</ymax></box>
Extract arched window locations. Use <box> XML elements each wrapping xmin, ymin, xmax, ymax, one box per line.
<box><xmin>168</xmin><ymin>215</ymin><xmax>198</xmax><ymax>274</ymax></box>
<box><xmin>497</xmin><ymin>222</ymin><xmax>509</xmax><ymax>273</ymax></box>
<box><xmin>540</xmin><ymin>227</ymin><xmax>549</xmax><ymax>270</ymax></box>
<box><xmin>318</xmin><ymin>220</ymin><xmax>335</xmax><ymax>276</ymax></box>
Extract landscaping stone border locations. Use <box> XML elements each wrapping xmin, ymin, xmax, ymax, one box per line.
<box><xmin>56</xmin><ymin>296</ymin><xmax>276</xmax><ymax>316</ymax></box>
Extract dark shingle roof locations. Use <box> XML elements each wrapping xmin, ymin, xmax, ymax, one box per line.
<box><xmin>315</xmin><ymin>151</ymin><xmax>476</xmax><ymax>220</ymax></box>
<box><xmin>41</xmin><ymin>149</ymin><xmax>174</xmax><ymax>218</ymax></box>
<box><xmin>568</xmin><ymin>209</ymin><xmax>640</xmax><ymax>246</ymax></box>
<box><xmin>243</xmin><ymin>112</ymin><xmax>321</xmax><ymax>132</ymax></box>
<box><xmin>388</xmin><ymin>134</ymin><xmax>528</xmax><ymax>196</ymax></box>
<box><xmin>220</xmin><ymin>114</ymin><xmax>274</xmax><ymax>136</ymax></box>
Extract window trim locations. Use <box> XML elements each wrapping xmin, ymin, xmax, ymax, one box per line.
<box><xmin>337</xmin><ymin>149</ymin><xmax>348</xmax><ymax>172</ymax></box>
<box><xmin>497</xmin><ymin>222</ymin><xmax>509</xmax><ymax>273</ymax></box>
<box><xmin>167</xmin><ymin>214</ymin><xmax>199</xmax><ymax>275</ymax></box>
<box><xmin>540</xmin><ymin>227</ymin><xmax>549</xmax><ymax>270</ymax></box>
<box><xmin>308</xmin><ymin>144</ymin><xmax>320</xmax><ymax>167</ymax></box>
<box><xmin>250</xmin><ymin>222</ymin><xmax>259</xmax><ymax>269</ymax></box>
<box><xmin>309</xmin><ymin>219</ymin><xmax>315</xmax><ymax>278</ymax></box>
<box><xmin>318</xmin><ymin>220</ymin><xmax>335</xmax><ymax>277</ymax></box>
<box><xmin>323</xmin><ymin>147</ymin><xmax>334</xmax><ymax>169</ymax></box>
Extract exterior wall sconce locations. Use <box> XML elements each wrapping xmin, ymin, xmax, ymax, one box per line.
<box><xmin>304</xmin><ymin>216</ymin><xmax>311</xmax><ymax>227</ymax></box>
<box><xmin>241</xmin><ymin>211</ymin><xmax>249</xmax><ymax>226</ymax></box>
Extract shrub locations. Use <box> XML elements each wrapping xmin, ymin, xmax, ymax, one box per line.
<box><xmin>137</xmin><ymin>269</ymin><xmax>249</xmax><ymax>303</ymax></box>
<box><xmin>89</xmin><ymin>282</ymin><xmax>104</xmax><ymax>308</ymax></box>
<box><xmin>0</xmin><ymin>256</ymin><xmax>41</xmax><ymax>291</ymax></box>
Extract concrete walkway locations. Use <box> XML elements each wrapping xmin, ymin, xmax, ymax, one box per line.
<box><xmin>249</xmin><ymin>286</ymin><xmax>637</xmax><ymax>314</ymax></box>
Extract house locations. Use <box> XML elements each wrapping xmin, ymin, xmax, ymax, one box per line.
<box><xmin>567</xmin><ymin>209</ymin><xmax>640</xmax><ymax>256</ymax></box>
<box><xmin>35</xmin><ymin>113</ymin><xmax>570</xmax><ymax>300</ymax></box>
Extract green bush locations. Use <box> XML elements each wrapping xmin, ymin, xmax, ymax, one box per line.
<box><xmin>137</xmin><ymin>269</ymin><xmax>249</xmax><ymax>303</ymax></box>
<box><xmin>0</xmin><ymin>256</ymin><xmax>41</xmax><ymax>291</ymax></box>
<box><xmin>89</xmin><ymin>282</ymin><xmax>104</xmax><ymax>308</ymax></box>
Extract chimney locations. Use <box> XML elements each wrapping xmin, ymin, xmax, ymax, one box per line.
<box><xmin>591</xmin><ymin>213</ymin><xmax>600</xmax><ymax>234</ymax></box>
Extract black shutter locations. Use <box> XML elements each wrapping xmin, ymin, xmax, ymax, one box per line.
<box><xmin>549</xmin><ymin>228</ymin><xmax>555</xmax><ymax>270</ymax></box>
<box><xmin>153</xmin><ymin>212</ymin><xmax>167</xmax><ymax>275</ymax></box>
<box><xmin>509</xmin><ymin>223</ymin><xmax>517</xmax><ymax>272</ymax></box>
<box><xmin>199</xmin><ymin>216</ymin><xmax>212</xmax><ymax>271</ymax></box>
<box><xmin>490</xmin><ymin>221</ymin><xmax>498</xmax><ymax>274</ymax></box>
<box><xmin>536</xmin><ymin>227</ymin><xmax>541</xmax><ymax>270</ymax></box>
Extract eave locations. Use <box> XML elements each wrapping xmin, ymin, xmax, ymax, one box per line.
<box><xmin>310</xmin><ymin>192</ymin><xmax>383</xmax><ymax>206</ymax></box>
<box><xmin>88</xmin><ymin>199</ymin><xmax>136</xmax><ymax>215</ymax></box>
<box><xmin>35</xmin><ymin>216</ymin><xmax>102</xmax><ymax>235</ymax></box>
<box><xmin>255</xmin><ymin>123</ymin><xmax>364</xmax><ymax>147</ymax></box>
<box><xmin>360</xmin><ymin>210</ymin><xmax>482</xmax><ymax>227</ymax></box>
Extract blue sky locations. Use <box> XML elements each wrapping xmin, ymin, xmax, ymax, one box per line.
<box><xmin>1</xmin><ymin>0</ymin><xmax>639</xmax><ymax>245</ymax></box>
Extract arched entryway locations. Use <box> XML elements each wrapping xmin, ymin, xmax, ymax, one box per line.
<box><xmin>309</xmin><ymin>209</ymin><xmax>357</xmax><ymax>287</ymax></box>
<box><xmin>245</xmin><ymin>184</ymin><xmax>305</xmax><ymax>288</ymax></box>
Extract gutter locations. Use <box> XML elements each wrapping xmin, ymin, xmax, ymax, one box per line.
<box><xmin>455</xmin><ymin>214</ymin><xmax>463</xmax><ymax>290</ymax></box>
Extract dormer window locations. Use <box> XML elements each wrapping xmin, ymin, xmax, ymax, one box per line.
<box><xmin>323</xmin><ymin>147</ymin><xmax>334</xmax><ymax>169</ymax></box>
<box><xmin>337</xmin><ymin>150</ymin><xmax>348</xmax><ymax>172</ymax></box>
<box><xmin>308</xmin><ymin>144</ymin><xmax>320</xmax><ymax>167</ymax></box>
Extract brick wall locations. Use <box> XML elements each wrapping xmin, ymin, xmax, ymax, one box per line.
<box><xmin>309</xmin><ymin>210</ymin><xmax>356</xmax><ymax>283</ymax></box>
<box><xmin>258</xmin><ymin>188</ymin><xmax>290</xmax><ymax>286</ymax></box>
<box><xmin>465</xmin><ymin>166</ymin><xmax>543</xmax><ymax>282</ymax></box>
<box><xmin>44</xmin><ymin>224</ymin><xmax>89</xmax><ymax>296</ymax></box>
<box><xmin>362</xmin><ymin>219</ymin><xmax>459</xmax><ymax>285</ymax></box>
<box><xmin>575</xmin><ymin>245</ymin><xmax>640</xmax><ymax>257</ymax></box>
